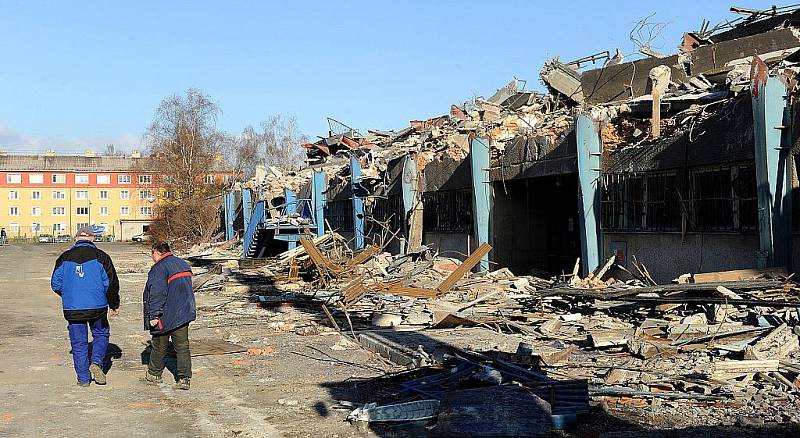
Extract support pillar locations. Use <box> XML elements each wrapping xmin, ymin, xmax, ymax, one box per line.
<box><xmin>350</xmin><ymin>155</ymin><xmax>365</xmax><ymax>250</ymax></box>
<box><xmin>224</xmin><ymin>191</ymin><xmax>236</xmax><ymax>241</ymax></box>
<box><xmin>751</xmin><ymin>66</ymin><xmax>793</xmax><ymax>269</ymax></box>
<box><xmin>242</xmin><ymin>188</ymin><xmax>253</xmax><ymax>238</ymax></box>
<box><xmin>576</xmin><ymin>114</ymin><xmax>603</xmax><ymax>276</ymax></box>
<box><xmin>284</xmin><ymin>188</ymin><xmax>298</xmax><ymax>249</ymax></box>
<box><xmin>312</xmin><ymin>170</ymin><xmax>327</xmax><ymax>237</ymax></box>
<box><xmin>401</xmin><ymin>154</ymin><xmax>418</xmax><ymax>253</ymax></box>
<box><xmin>470</xmin><ymin>137</ymin><xmax>492</xmax><ymax>272</ymax></box>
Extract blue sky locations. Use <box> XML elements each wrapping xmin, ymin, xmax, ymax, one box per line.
<box><xmin>0</xmin><ymin>0</ymin><xmax>780</xmax><ymax>153</ymax></box>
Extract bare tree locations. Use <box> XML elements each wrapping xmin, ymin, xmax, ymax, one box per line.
<box><xmin>143</xmin><ymin>89</ymin><xmax>225</xmax><ymax>245</ymax></box>
<box><xmin>260</xmin><ymin>114</ymin><xmax>308</xmax><ymax>170</ymax></box>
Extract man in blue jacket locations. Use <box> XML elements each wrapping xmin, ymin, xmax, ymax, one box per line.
<box><xmin>143</xmin><ymin>241</ymin><xmax>195</xmax><ymax>390</ymax></box>
<box><xmin>51</xmin><ymin>227</ymin><xmax>120</xmax><ymax>387</ymax></box>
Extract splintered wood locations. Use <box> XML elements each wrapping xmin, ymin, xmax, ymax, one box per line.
<box><xmin>342</xmin><ymin>275</ymin><xmax>368</xmax><ymax>309</ymax></box>
<box><xmin>300</xmin><ymin>238</ymin><xmax>342</xmax><ymax>275</ymax></box>
<box><xmin>436</xmin><ymin>243</ymin><xmax>492</xmax><ymax>295</ymax></box>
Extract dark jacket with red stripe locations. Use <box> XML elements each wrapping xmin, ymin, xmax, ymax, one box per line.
<box><xmin>143</xmin><ymin>252</ymin><xmax>195</xmax><ymax>334</ymax></box>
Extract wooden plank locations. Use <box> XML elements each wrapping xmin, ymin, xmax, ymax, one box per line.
<box><xmin>436</xmin><ymin>243</ymin><xmax>492</xmax><ymax>295</ymax></box>
<box><xmin>342</xmin><ymin>275</ymin><xmax>368</xmax><ymax>308</ymax></box>
<box><xmin>384</xmin><ymin>284</ymin><xmax>438</xmax><ymax>299</ymax></box>
<box><xmin>299</xmin><ymin>238</ymin><xmax>342</xmax><ymax>274</ymax></box>
<box><xmin>346</xmin><ymin>245</ymin><xmax>380</xmax><ymax>267</ymax></box>
<box><xmin>321</xmin><ymin>304</ymin><xmax>341</xmax><ymax>332</ymax></box>
<box><xmin>693</xmin><ymin>267</ymin><xmax>788</xmax><ymax>283</ymax></box>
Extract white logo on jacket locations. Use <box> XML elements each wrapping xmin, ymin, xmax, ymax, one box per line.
<box><xmin>76</xmin><ymin>265</ymin><xmax>84</xmax><ymax>278</ymax></box>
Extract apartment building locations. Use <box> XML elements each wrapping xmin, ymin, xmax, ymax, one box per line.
<box><xmin>0</xmin><ymin>151</ymin><xmax>227</xmax><ymax>240</ymax></box>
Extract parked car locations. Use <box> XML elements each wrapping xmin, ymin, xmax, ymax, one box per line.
<box><xmin>37</xmin><ymin>234</ymin><xmax>54</xmax><ymax>243</ymax></box>
<box><xmin>131</xmin><ymin>233</ymin><xmax>151</xmax><ymax>242</ymax></box>
<box><xmin>55</xmin><ymin>235</ymin><xmax>70</xmax><ymax>243</ymax></box>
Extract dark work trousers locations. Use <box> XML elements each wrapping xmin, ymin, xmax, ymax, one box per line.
<box><xmin>148</xmin><ymin>323</ymin><xmax>191</xmax><ymax>379</ymax></box>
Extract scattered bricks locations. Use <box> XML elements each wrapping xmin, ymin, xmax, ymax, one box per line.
<box><xmin>246</xmin><ymin>347</ymin><xmax>274</xmax><ymax>356</ymax></box>
<box><xmin>230</xmin><ymin>359</ymin><xmax>254</xmax><ymax>367</ymax></box>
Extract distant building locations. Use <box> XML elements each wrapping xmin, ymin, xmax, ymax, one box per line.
<box><xmin>0</xmin><ymin>150</ymin><xmax>230</xmax><ymax>241</ymax></box>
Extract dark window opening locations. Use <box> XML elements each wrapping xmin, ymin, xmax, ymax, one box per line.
<box><xmin>324</xmin><ymin>199</ymin><xmax>353</xmax><ymax>232</ymax></box>
<box><xmin>422</xmin><ymin>190</ymin><xmax>473</xmax><ymax>234</ymax></box>
<box><xmin>691</xmin><ymin>168</ymin><xmax>733</xmax><ymax>231</ymax></box>
<box><xmin>369</xmin><ymin>194</ymin><xmax>404</xmax><ymax>235</ymax></box>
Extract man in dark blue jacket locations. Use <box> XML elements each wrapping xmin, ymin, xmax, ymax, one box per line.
<box><xmin>51</xmin><ymin>227</ymin><xmax>120</xmax><ymax>386</ymax></box>
<box><xmin>143</xmin><ymin>241</ymin><xmax>195</xmax><ymax>390</ymax></box>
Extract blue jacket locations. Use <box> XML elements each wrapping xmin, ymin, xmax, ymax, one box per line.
<box><xmin>51</xmin><ymin>241</ymin><xmax>120</xmax><ymax>321</ymax></box>
<box><xmin>143</xmin><ymin>253</ymin><xmax>196</xmax><ymax>334</ymax></box>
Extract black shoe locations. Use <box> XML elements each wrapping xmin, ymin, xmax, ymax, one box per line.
<box><xmin>77</xmin><ymin>381</ymin><xmax>90</xmax><ymax>387</ymax></box>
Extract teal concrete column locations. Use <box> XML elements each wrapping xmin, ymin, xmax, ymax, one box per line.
<box><xmin>576</xmin><ymin>114</ymin><xmax>602</xmax><ymax>276</ymax></box>
<box><xmin>751</xmin><ymin>73</ymin><xmax>793</xmax><ymax>269</ymax></box>
<box><xmin>242</xmin><ymin>188</ymin><xmax>253</xmax><ymax>237</ymax></box>
<box><xmin>470</xmin><ymin>137</ymin><xmax>491</xmax><ymax>271</ymax></box>
<box><xmin>312</xmin><ymin>171</ymin><xmax>327</xmax><ymax>237</ymax></box>
<box><xmin>284</xmin><ymin>188</ymin><xmax>298</xmax><ymax>249</ymax></box>
<box><xmin>401</xmin><ymin>154</ymin><xmax>418</xmax><ymax>253</ymax></box>
<box><xmin>350</xmin><ymin>155</ymin><xmax>365</xmax><ymax>250</ymax></box>
<box><xmin>224</xmin><ymin>191</ymin><xmax>236</xmax><ymax>241</ymax></box>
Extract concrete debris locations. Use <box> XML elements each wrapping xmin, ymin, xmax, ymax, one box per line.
<box><xmin>196</xmin><ymin>5</ymin><xmax>800</xmax><ymax>434</ymax></box>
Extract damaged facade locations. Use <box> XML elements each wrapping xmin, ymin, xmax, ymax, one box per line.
<box><xmin>229</xmin><ymin>6</ymin><xmax>800</xmax><ymax>284</ymax></box>
<box><xmin>193</xmin><ymin>5</ymin><xmax>800</xmax><ymax>434</ymax></box>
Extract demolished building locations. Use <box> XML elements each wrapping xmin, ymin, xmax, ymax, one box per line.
<box><xmin>226</xmin><ymin>5</ymin><xmax>800</xmax><ymax>284</ymax></box>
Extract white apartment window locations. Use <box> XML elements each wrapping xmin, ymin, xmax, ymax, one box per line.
<box><xmin>140</xmin><ymin>207</ymin><xmax>152</xmax><ymax>216</ymax></box>
<box><xmin>31</xmin><ymin>207</ymin><xmax>41</xmax><ymax>216</ymax></box>
<box><xmin>8</xmin><ymin>190</ymin><xmax>18</xmax><ymax>200</ymax></box>
<box><xmin>223</xmin><ymin>175</ymin><xmax>232</xmax><ymax>184</ymax></box>
<box><xmin>99</xmin><ymin>206</ymin><xmax>108</xmax><ymax>216</ymax></box>
<box><xmin>31</xmin><ymin>223</ymin><xmax>41</xmax><ymax>232</ymax></box>
<box><xmin>118</xmin><ymin>174</ymin><xmax>131</xmax><ymax>184</ymax></box>
<box><xmin>52</xmin><ymin>174</ymin><xmax>66</xmax><ymax>184</ymax></box>
<box><xmin>120</xmin><ymin>190</ymin><xmax>130</xmax><ymax>200</ymax></box>
<box><xmin>53</xmin><ymin>223</ymin><xmax>66</xmax><ymax>233</ymax></box>
<box><xmin>75</xmin><ymin>174</ymin><xmax>89</xmax><ymax>184</ymax></box>
<box><xmin>76</xmin><ymin>222</ymin><xmax>88</xmax><ymax>230</ymax></box>
<box><xmin>29</xmin><ymin>174</ymin><xmax>43</xmax><ymax>184</ymax></box>
<box><xmin>6</xmin><ymin>174</ymin><xmax>21</xmax><ymax>184</ymax></box>
<box><xmin>52</xmin><ymin>191</ymin><xmax>65</xmax><ymax>200</ymax></box>
<box><xmin>120</xmin><ymin>206</ymin><xmax>129</xmax><ymax>216</ymax></box>
<box><xmin>75</xmin><ymin>191</ymin><xmax>88</xmax><ymax>200</ymax></box>
<box><xmin>9</xmin><ymin>207</ymin><xmax>18</xmax><ymax>216</ymax></box>
<box><xmin>31</xmin><ymin>191</ymin><xmax>41</xmax><ymax>200</ymax></box>
<box><xmin>138</xmin><ymin>175</ymin><xmax>152</xmax><ymax>185</ymax></box>
<box><xmin>76</xmin><ymin>207</ymin><xmax>89</xmax><ymax>215</ymax></box>
<box><xmin>99</xmin><ymin>190</ymin><xmax>109</xmax><ymax>199</ymax></box>
<box><xmin>204</xmin><ymin>175</ymin><xmax>215</xmax><ymax>184</ymax></box>
<box><xmin>52</xmin><ymin>207</ymin><xmax>66</xmax><ymax>216</ymax></box>
<box><xmin>97</xmin><ymin>174</ymin><xmax>111</xmax><ymax>184</ymax></box>
<box><xmin>9</xmin><ymin>223</ymin><xmax>18</xmax><ymax>233</ymax></box>
<box><xmin>139</xmin><ymin>190</ymin><xmax>152</xmax><ymax>200</ymax></box>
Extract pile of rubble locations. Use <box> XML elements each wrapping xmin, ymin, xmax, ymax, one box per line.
<box><xmin>184</xmin><ymin>235</ymin><xmax>800</xmax><ymax>434</ymax></box>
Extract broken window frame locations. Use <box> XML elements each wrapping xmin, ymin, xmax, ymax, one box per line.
<box><xmin>422</xmin><ymin>189</ymin><xmax>473</xmax><ymax>234</ymax></box>
<box><xmin>602</xmin><ymin>171</ymin><xmax>679</xmax><ymax>232</ymax></box>
<box><xmin>689</xmin><ymin>165</ymin><xmax>758</xmax><ymax>233</ymax></box>
<box><xmin>324</xmin><ymin>199</ymin><xmax>354</xmax><ymax>232</ymax></box>
<box><xmin>368</xmin><ymin>193</ymin><xmax>403</xmax><ymax>236</ymax></box>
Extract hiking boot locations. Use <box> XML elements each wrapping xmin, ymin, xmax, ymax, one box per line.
<box><xmin>175</xmin><ymin>378</ymin><xmax>190</xmax><ymax>390</ymax></box>
<box><xmin>89</xmin><ymin>363</ymin><xmax>106</xmax><ymax>385</ymax></box>
<box><xmin>144</xmin><ymin>372</ymin><xmax>162</xmax><ymax>384</ymax></box>
<box><xmin>77</xmin><ymin>381</ymin><xmax>90</xmax><ymax>387</ymax></box>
